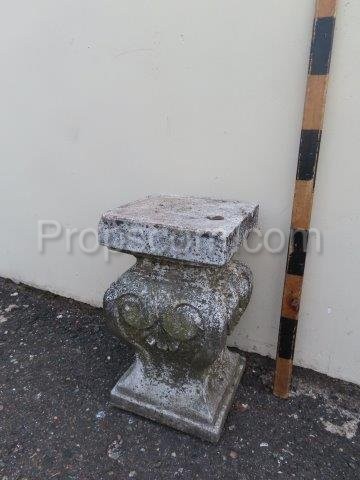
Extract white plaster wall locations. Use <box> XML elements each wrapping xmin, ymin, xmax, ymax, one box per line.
<box><xmin>0</xmin><ymin>1</ymin><xmax>359</xmax><ymax>384</ymax></box>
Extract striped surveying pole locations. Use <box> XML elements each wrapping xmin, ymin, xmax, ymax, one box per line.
<box><xmin>273</xmin><ymin>0</ymin><xmax>337</xmax><ymax>398</ymax></box>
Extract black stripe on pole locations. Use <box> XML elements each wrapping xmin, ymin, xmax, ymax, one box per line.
<box><xmin>309</xmin><ymin>16</ymin><xmax>336</xmax><ymax>75</ymax></box>
<box><xmin>277</xmin><ymin>317</ymin><xmax>298</xmax><ymax>360</ymax></box>
<box><xmin>296</xmin><ymin>130</ymin><xmax>322</xmax><ymax>181</ymax></box>
<box><xmin>287</xmin><ymin>229</ymin><xmax>309</xmax><ymax>276</ymax></box>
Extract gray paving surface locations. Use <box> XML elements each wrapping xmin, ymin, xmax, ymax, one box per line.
<box><xmin>0</xmin><ymin>277</ymin><xmax>359</xmax><ymax>480</ymax></box>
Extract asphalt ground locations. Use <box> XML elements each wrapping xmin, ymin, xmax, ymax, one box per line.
<box><xmin>1</xmin><ymin>277</ymin><xmax>359</xmax><ymax>480</ymax></box>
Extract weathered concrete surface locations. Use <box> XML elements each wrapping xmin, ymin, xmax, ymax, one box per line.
<box><xmin>1</xmin><ymin>278</ymin><xmax>360</xmax><ymax>480</ymax></box>
<box><xmin>100</xmin><ymin>196</ymin><xmax>256</xmax><ymax>441</ymax></box>
<box><xmin>99</xmin><ymin>195</ymin><xmax>258</xmax><ymax>266</ymax></box>
<box><xmin>103</xmin><ymin>256</ymin><xmax>253</xmax><ymax>442</ymax></box>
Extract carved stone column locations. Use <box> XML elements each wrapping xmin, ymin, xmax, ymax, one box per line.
<box><xmin>99</xmin><ymin>195</ymin><xmax>258</xmax><ymax>442</ymax></box>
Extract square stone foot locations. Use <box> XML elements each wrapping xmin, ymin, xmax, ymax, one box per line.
<box><xmin>110</xmin><ymin>350</ymin><xmax>246</xmax><ymax>443</ymax></box>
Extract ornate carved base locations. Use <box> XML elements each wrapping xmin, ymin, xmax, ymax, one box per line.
<box><xmin>104</xmin><ymin>256</ymin><xmax>252</xmax><ymax>442</ymax></box>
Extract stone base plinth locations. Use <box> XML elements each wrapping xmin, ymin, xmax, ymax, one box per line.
<box><xmin>110</xmin><ymin>349</ymin><xmax>245</xmax><ymax>443</ymax></box>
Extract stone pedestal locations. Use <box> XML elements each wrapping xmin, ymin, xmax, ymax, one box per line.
<box><xmin>99</xmin><ymin>195</ymin><xmax>258</xmax><ymax>442</ymax></box>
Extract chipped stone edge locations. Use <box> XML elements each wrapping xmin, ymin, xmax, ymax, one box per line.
<box><xmin>98</xmin><ymin>201</ymin><xmax>259</xmax><ymax>267</ymax></box>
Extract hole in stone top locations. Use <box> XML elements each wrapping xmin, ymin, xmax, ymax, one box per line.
<box><xmin>207</xmin><ymin>215</ymin><xmax>224</xmax><ymax>221</ymax></box>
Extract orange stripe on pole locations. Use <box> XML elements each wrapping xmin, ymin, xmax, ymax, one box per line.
<box><xmin>303</xmin><ymin>75</ymin><xmax>329</xmax><ymax>130</ymax></box>
<box><xmin>316</xmin><ymin>0</ymin><xmax>337</xmax><ymax>18</ymax></box>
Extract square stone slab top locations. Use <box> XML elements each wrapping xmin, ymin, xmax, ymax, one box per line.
<box><xmin>98</xmin><ymin>195</ymin><xmax>259</xmax><ymax>266</ymax></box>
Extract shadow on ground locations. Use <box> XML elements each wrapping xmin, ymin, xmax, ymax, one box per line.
<box><xmin>0</xmin><ymin>277</ymin><xmax>359</xmax><ymax>480</ymax></box>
